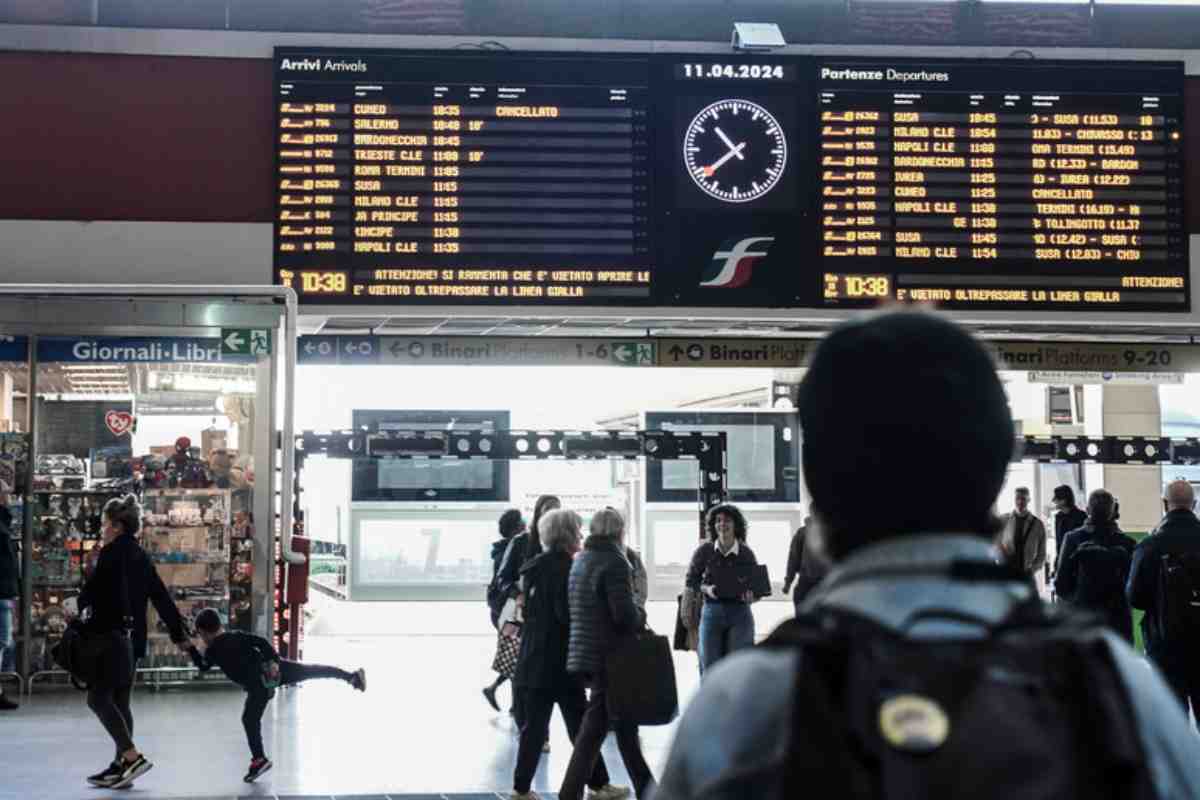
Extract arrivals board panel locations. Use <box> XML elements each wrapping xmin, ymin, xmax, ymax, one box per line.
<box><xmin>275</xmin><ymin>51</ymin><xmax>653</xmax><ymax>303</ymax></box>
<box><xmin>274</xmin><ymin>51</ymin><xmax>1187</xmax><ymax>311</ymax></box>
<box><xmin>816</xmin><ymin>60</ymin><xmax>1186</xmax><ymax>311</ymax></box>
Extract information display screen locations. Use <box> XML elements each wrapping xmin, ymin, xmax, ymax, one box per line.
<box><xmin>276</xmin><ymin>51</ymin><xmax>652</xmax><ymax>303</ymax></box>
<box><xmin>816</xmin><ymin>60</ymin><xmax>1186</xmax><ymax>311</ymax></box>
<box><xmin>274</xmin><ymin>50</ymin><xmax>1187</xmax><ymax>312</ymax></box>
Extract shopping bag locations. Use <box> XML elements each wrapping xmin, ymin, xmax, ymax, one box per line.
<box><xmin>492</xmin><ymin>625</ymin><xmax>522</xmax><ymax>679</ymax></box>
<box><xmin>605</xmin><ymin>630</ymin><xmax>678</xmax><ymax>726</ymax></box>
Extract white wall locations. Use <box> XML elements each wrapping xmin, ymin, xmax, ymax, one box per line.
<box><xmin>0</xmin><ymin>220</ymin><xmax>271</xmax><ymax>286</ymax></box>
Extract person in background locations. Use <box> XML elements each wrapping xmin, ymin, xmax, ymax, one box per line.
<box><xmin>0</xmin><ymin>479</ymin><xmax>18</xmax><ymax>710</ymax></box>
<box><xmin>1128</xmin><ymin>480</ymin><xmax>1200</xmax><ymax>720</ymax></box>
<box><xmin>495</xmin><ymin>495</ymin><xmax>561</xmax><ymax>730</ymax></box>
<box><xmin>653</xmin><ymin>310</ymin><xmax>1200</xmax><ymax>800</ymax></box>
<box><xmin>560</xmin><ymin>508</ymin><xmax>654</xmax><ymax>800</ymax></box>
<box><xmin>189</xmin><ymin>608</ymin><xmax>366</xmax><ymax>783</ymax></box>
<box><xmin>1052</xmin><ymin>485</ymin><xmax>1088</xmax><ymax>577</ymax></box>
<box><xmin>686</xmin><ymin>504</ymin><xmax>758</xmax><ymax>673</ymax></box>
<box><xmin>510</xmin><ymin>509</ymin><xmax>628</xmax><ymax>800</ymax></box>
<box><xmin>782</xmin><ymin>515</ymin><xmax>829</xmax><ymax>616</ymax></box>
<box><xmin>1054</xmin><ymin>489</ymin><xmax>1137</xmax><ymax>643</ymax></box>
<box><xmin>999</xmin><ymin>486</ymin><xmax>1047</xmax><ymax>583</ymax></box>
<box><xmin>484</xmin><ymin>508</ymin><xmax>526</xmax><ymax>712</ymax></box>
<box><xmin>77</xmin><ymin>495</ymin><xmax>190</xmax><ymax>790</ymax></box>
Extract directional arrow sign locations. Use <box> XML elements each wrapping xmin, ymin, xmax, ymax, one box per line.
<box><xmin>221</xmin><ymin>328</ymin><xmax>271</xmax><ymax>357</ymax></box>
<box><xmin>223</xmin><ymin>331</ymin><xmax>245</xmax><ymax>352</ymax></box>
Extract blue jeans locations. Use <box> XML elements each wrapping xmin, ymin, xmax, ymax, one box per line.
<box><xmin>0</xmin><ymin>599</ymin><xmax>13</xmax><ymax>674</ymax></box>
<box><xmin>699</xmin><ymin>602</ymin><xmax>755</xmax><ymax>674</ymax></box>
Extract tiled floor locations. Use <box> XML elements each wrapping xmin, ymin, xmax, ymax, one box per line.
<box><xmin>0</xmin><ymin>602</ymin><xmax>796</xmax><ymax>800</ymax></box>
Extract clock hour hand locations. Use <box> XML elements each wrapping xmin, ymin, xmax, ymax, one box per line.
<box><xmin>715</xmin><ymin>127</ymin><xmax>746</xmax><ymax>161</ymax></box>
<box><xmin>703</xmin><ymin>141</ymin><xmax>747</xmax><ymax>177</ymax></box>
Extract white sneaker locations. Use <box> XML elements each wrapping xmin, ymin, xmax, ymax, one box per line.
<box><xmin>511</xmin><ymin>792</ymin><xmax>541</xmax><ymax>800</ymax></box>
<box><xmin>588</xmin><ymin>784</ymin><xmax>633</xmax><ymax>800</ymax></box>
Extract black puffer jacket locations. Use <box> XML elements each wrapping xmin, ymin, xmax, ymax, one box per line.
<box><xmin>0</xmin><ymin>506</ymin><xmax>18</xmax><ymax>601</ymax></box>
<box><xmin>567</xmin><ymin>535</ymin><xmax>644</xmax><ymax>678</ymax></box>
<box><xmin>514</xmin><ymin>550</ymin><xmax>574</xmax><ymax>690</ymax></box>
<box><xmin>78</xmin><ymin>533</ymin><xmax>187</xmax><ymax>660</ymax></box>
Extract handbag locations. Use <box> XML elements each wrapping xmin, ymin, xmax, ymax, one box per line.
<box><xmin>53</xmin><ymin>537</ymin><xmax>137</xmax><ymax>691</ymax></box>
<box><xmin>605</xmin><ymin>630</ymin><xmax>678</xmax><ymax>726</ymax></box>
<box><xmin>492</xmin><ymin>623</ymin><xmax>522</xmax><ymax>679</ymax></box>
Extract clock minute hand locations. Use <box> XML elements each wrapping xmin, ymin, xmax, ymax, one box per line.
<box><xmin>715</xmin><ymin>127</ymin><xmax>746</xmax><ymax>161</ymax></box>
<box><xmin>703</xmin><ymin>141</ymin><xmax>747</xmax><ymax>177</ymax></box>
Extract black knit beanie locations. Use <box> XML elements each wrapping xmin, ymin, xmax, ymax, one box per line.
<box><xmin>799</xmin><ymin>311</ymin><xmax>1014</xmax><ymax>560</ymax></box>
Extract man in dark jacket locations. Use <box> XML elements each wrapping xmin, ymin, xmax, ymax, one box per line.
<box><xmin>0</xmin><ymin>481</ymin><xmax>19</xmax><ymax>710</ymax></box>
<box><xmin>1052</xmin><ymin>485</ymin><xmax>1088</xmax><ymax>576</ymax></box>
<box><xmin>1054</xmin><ymin>489</ymin><xmax>1137</xmax><ymax>642</ymax></box>
<box><xmin>783</xmin><ymin>515</ymin><xmax>829</xmax><ymax>615</ymax></box>
<box><xmin>511</xmin><ymin>509</ymin><xmax>625</xmax><ymax>800</ymax></box>
<box><xmin>561</xmin><ymin>508</ymin><xmax>653</xmax><ymax>800</ymax></box>
<box><xmin>654</xmin><ymin>311</ymin><xmax>1200</xmax><ymax>800</ymax></box>
<box><xmin>1128</xmin><ymin>480</ymin><xmax>1200</xmax><ymax>719</ymax></box>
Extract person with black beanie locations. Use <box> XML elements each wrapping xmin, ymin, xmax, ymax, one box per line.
<box><xmin>653</xmin><ymin>310</ymin><xmax>1200</xmax><ymax>800</ymax></box>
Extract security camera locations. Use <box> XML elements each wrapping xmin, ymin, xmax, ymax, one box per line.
<box><xmin>732</xmin><ymin>22</ymin><xmax>786</xmax><ymax>52</ymax></box>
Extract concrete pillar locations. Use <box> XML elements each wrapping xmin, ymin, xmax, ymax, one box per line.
<box><xmin>0</xmin><ymin>372</ymin><xmax>12</xmax><ymax>431</ymax></box>
<box><xmin>1101</xmin><ymin>385</ymin><xmax>1162</xmax><ymax>533</ymax></box>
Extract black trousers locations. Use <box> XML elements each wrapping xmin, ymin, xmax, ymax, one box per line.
<box><xmin>559</xmin><ymin>682</ymin><xmax>655</xmax><ymax>800</ymax></box>
<box><xmin>86</xmin><ymin>637</ymin><xmax>137</xmax><ymax>757</ymax></box>
<box><xmin>1154</xmin><ymin>651</ymin><xmax>1200</xmax><ymax>724</ymax></box>
<box><xmin>513</xmin><ymin>684</ymin><xmax>610</xmax><ymax>794</ymax></box>
<box><xmin>242</xmin><ymin>660</ymin><xmax>353</xmax><ymax>760</ymax></box>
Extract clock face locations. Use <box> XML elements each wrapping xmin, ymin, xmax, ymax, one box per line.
<box><xmin>683</xmin><ymin>99</ymin><xmax>788</xmax><ymax>204</ymax></box>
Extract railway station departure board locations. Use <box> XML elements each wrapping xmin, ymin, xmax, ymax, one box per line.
<box><xmin>274</xmin><ymin>50</ymin><xmax>1187</xmax><ymax>312</ymax></box>
<box><xmin>816</xmin><ymin>60</ymin><xmax>1187</xmax><ymax>311</ymax></box>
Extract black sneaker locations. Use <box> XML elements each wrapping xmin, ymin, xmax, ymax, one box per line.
<box><xmin>0</xmin><ymin>693</ymin><xmax>17</xmax><ymax>711</ymax></box>
<box><xmin>244</xmin><ymin>757</ymin><xmax>273</xmax><ymax>783</ymax></box>
<box><xmin>110</xmin><ymin>754</ymin><xmax>153</xmax><ymax>789</ymax></box>
<box><xmin>483</xmin><ymin>686</ymin><xmax>500</xmax><ymax>712</ymax></box>
<box><xmin>351</xmin><ymin>668</ymin><xmax>367</xmax><ymax>692</ymax></box>
<box><xmin>86</xmin><ymin>761</ymin><xmax>123</xmax><ymax>788</ymax></box>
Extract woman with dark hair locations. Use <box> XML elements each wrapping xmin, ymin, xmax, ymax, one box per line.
<box><xmin>685</xmin><ymin>503</ymin><xmax>758</xmax><ymax>674</ymax></box>
<box><xmin>494</xmin><ymin>494</ymin><xmax>560</xmax><ymax>729</ymax></box>
<box><xmin>484</xmin><ymin>508</ymin><xmax>525</xmax><ymax>711</ymax></box>
<box><xmin>77</xmin><ymin>495</ymin><xmax>188</xmax><ymax>790</ymax></box>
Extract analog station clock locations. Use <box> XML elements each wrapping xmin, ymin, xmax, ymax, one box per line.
<box><xmin>683</xmin><ymin>99</ymin><xmax>788</xmax><ymax>204</ymax></box>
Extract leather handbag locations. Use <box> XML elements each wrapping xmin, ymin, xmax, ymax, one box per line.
<box><xmin>605</xmin><ymin>630</ymin><xmax>678</xmax><ymax>726</ymax></box>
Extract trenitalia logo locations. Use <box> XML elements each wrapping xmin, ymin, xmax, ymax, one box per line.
<box><xmin>701</xmin><ymin>236</ymin><xmax>775</xmax><ymax>289</ymax></box>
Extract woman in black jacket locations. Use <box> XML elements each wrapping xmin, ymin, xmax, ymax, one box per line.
<box><xmin>77</xmin><ymin>495</ymin><xmax>188</xmax><ymax>790</ymax></box>
<box><xmin>511</xmin><ymin>509</ymin><xmax>625</xmax><ymax>800</ymax></box>
<box><xmin>484</xmin><ymin>508</ymin><xmax>525</xmax><ymax>712</ymax></box>
<box><xmin>686</xmin><ymin>504</ymin><xmax>758</xmax><ymax>674</ymax></box>
<box><xmin>560</xmin><ymin>508</ymin><xmax>653</xmax><ymax>800</ymax></box>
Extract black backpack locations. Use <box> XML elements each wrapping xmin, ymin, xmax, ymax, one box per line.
<box><xmin>762</xmin><ymin>562</ymin><xmax>1155</xmax><ymax>800</ymax></box>
<box><xmin>1157</xmin><ymin>551</ymin><xmax>1200</xmax><ymax>644</ymax></box>
<box><xmin>1072</xmin><ymin>540</ymin><xmax>1132</xmax><ymax>609</ymax></box>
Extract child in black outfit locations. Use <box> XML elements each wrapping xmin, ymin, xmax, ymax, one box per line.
<box><xmin>189</xmin><ymin>609</ymin><xmax>366</xmax><ymax>782</ymax></box>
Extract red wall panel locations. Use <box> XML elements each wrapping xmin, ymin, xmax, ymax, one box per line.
<box><xmin>0</xmin><ymin>52</ymin><xmax>274</xmax><ymax>222</ymax></box>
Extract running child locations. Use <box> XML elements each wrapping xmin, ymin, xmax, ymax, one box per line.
<box><xmin>189</xmin><ymin>609</ymin><xmax>366</xmax><ymax>782</ymax></box>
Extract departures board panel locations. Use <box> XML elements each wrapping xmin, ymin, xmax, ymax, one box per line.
<box><xmin>816</xmin><ymin>59</ymin><xmax>1187</xmax><ymax>311</ymax></box>
<box><xmin>274</xmin><ymin>50</ymin><xmax>653</xmax><ymax>304</ymax></box>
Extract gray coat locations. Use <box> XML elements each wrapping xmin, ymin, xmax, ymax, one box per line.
<box><xmin>566</xmin><ymin>535</ymin><xmax>645</xmax><ymax>678</ymax></box>
<box><xmin>655</xmin><ymin>534</ymin><xmax>1200</xmax><ymax>800</ymax></box>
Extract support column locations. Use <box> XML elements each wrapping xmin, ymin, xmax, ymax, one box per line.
<box><xmin>1101</xmin><ymin>385</ymin><xmax>1162</xmax><ymax>533</ymax></box>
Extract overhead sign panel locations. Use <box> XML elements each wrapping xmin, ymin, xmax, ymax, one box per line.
<box><xmin>274</xmin><ymin>49</ymin><xmax>1186</xmax><ymax>313</ymax></box>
